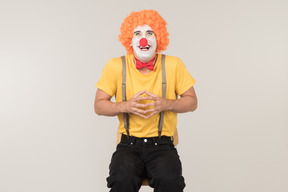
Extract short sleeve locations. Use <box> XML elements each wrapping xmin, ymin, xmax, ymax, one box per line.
<box><xmin>96</xmin><ymin>58</ymin><xmax>122</xmax><ymax>96</ymax></box>
<box><xmin>175</xmin><ymin>58</ymin><xmax>196</xmax><ymax>95</ymax></box>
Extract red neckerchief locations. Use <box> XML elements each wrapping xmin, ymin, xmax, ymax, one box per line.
<box><xmin>135</xmin><ymin>57</ymin><xmax>156</xmax><ymax>71</ymax></box>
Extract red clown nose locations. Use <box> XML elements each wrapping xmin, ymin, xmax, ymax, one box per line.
<box><xmin>139</xmin><ymin>38</ymin><xmax>148</xmax><ymax>47</ymax></box>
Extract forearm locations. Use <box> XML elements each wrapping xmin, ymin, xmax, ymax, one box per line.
<box><xmin>94</xmin><ymin>99</ymin><xmax>123</xmax><ymax>116</ymax></box>
<box><xmin>166</xmin><ymin>95</ymin><xmax>197</xmax><ymax>113</ymax></box>
<box><xmin>95</xmin><ymin>90</ymin><xmax>150</xmax><ymax>118</ymax></box>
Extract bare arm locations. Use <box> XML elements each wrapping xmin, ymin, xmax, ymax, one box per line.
<box><xmin>94</xmin><ymin>89</ymin><xmax>148</xmax><ymax>117</ymax></box>
<box><xmin>169</xmin><ymin>86</ymin><xmax>198</xmax><ymax>113</ymax></box>
<box><xmin>94</xmin><ymin>89</ymin><xmax>119</xmax><ymax>116</ymax></box>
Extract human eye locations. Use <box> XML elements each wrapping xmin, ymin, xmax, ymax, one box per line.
<box><xmin>146</xmin><ymin>31</ymin><xmax>154</xmax><ymax>36</ymax></box>
<box><xmin>134</xmin><ymin>31</ymin><xmax>141</xmax><ymax>37</ymax></box>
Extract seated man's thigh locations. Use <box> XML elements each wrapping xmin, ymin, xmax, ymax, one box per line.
<box><xmin>107</xmin><ymin>145</ymin><xmax>145</xmax><ymax>189</ymax></box>
<box><xmin>146</xmin><ymin>145</ymin><xmax>185</xmax><ymax>191</ymax></box>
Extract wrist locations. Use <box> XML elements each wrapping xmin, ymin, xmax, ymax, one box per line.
<box><xmin>116</xmin><ymin>101</ymin><xmax>126</xmax><ymax>114</ymax></box>
<box><xmin>165</xmin><ymin>99</ymin><xmax>175</xmax><ymax>111</ymax></box>
<box><xmin>114</xmin><ymin>102</ymin><xmax>122</xmax><ymax>114</ymax></box>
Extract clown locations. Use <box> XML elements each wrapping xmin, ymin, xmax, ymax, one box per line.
<box><xmin>95</xmin><ymin>10</ymin><xmax>197</xmax><ymax>192</ymax></box>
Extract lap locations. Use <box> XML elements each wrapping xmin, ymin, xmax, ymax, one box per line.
<box><xmin>107</xmin><ymin>141</ymin><xmax>185</xmax><ymax>191</ymax></box>
<box><xmin>109</xmin><ymin>142</ymin><xmax>182</xmax><ymax>177</ymax></box>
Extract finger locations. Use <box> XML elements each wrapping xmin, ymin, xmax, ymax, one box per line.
<box><xmin>133</xmin><ymin>90</ymin><xmax>146</xmax><ymax>98</ymax></box>
<box><xmin>143</xmin><ymin>102</ymin><xmax>156</xmax><ymax>108</ymax></box>
<box><xmin>145</xmin><ymin>108</ymin><xmax>157</xmax><ymax>113</ymax></box>
<box><xmin>133</xmin><ymin>108</ymin><xmax>147</xmax><ymax>114</ymax></box>
<box><xmin>144</xmin><ymin>91</ymin><xmax>158</xmax><ymax>97</ymax></box>
<box><xmin>136</xmin><ymin>96</ymin><xmax>155</xmax><ymax>101</ymax></box>
<box><xmin>145</xmin><ymin>111</ymin><xmax>158</xmax><ymax>118</ymax></box>
<box><xmin>134</xmin><ymin>103</ymin><xmax>146</xmax><ymax>108</ymax></box>
<box><xmin>133</xmin><ymin>112</ymin><xmax>148</xmax><ymax>118</ymax></box>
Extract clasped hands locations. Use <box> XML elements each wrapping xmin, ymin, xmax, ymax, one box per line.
<box><xmin>122</xmin><ymin>90</ymin><xmax>170</xmax><ymax>119</ymax></box>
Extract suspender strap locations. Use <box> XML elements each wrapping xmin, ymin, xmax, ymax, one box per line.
<box><xmin>121</xmin><ymin>56</ymin><xmax>130</xmax><ymax>138</ymax></box>
<box><xmin>121</xmin><ymin>55</ymin><xmax>166</xmax><ymax>139</ymax></box>
<box><xmin>158</xmin><ymin>54</ymin><xmax>166</xmax><ymax>139</ymax></box>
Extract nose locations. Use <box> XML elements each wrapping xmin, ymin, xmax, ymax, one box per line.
<box><xmin>139</xmin><ymin>38</ymin><xmax>148</xmax><ymax>47</ymax></box>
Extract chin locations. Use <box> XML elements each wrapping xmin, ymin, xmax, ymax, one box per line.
<box><xmin>136</xmin><ymin>52</ymin><xmax>155</xmax><ymax>62</ymax></box>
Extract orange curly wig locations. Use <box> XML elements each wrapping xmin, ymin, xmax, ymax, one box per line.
<box><xmin>119</xmin><ymin>10</ymin><xmax>169</xmax><ymax>54</ymax></box>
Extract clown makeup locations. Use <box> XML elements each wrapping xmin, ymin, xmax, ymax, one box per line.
<box><xmin>131</xmin><ymin>25</ymin><xmax>157</xmax><ymax>63</ymax></box>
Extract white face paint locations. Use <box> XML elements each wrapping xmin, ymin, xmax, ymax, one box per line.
<box><xmin>132</xmin><ymin>25</ymin><xmax>157</xmax><ymax>63</ymax></box>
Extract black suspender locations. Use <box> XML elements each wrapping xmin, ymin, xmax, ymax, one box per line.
<box><xmin>121</xmin><ymin>55</ymin><xmax>166</xmax><ymax>139</ymax></box>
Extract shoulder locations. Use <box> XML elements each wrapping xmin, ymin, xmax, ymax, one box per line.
<box><xmin>105</xmin><ymin>56</ymin><xmax>123</xmax><ymax>70</ymax></box>
<box><xmin>164</xmin><ymin>55</ymin><xmax>180</xmax><ymax>62</ymax></box>
<box><xmin>102</xmin><ymin>56</ymin><xmax>125</xmax><ymax>75</ymax></box>
<box><xmin>162</xmin><ymin>54</ymin><xmax>184</xmax><ymax>69</ymax></box>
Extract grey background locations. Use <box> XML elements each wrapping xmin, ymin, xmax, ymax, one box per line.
<box><xmin>1</xmin><ymin>0</ymin><xmax>287</xmax><ymax>192</ymax></box>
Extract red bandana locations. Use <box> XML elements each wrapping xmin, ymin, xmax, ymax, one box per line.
<box><xmin>135</xmin><ymin>57</ymin><xmax>156</xmax><ymax>71</ymax></box>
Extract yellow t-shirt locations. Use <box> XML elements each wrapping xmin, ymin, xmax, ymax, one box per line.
<box><xmin>96</xmin><ymin>54</ymin><xmax>196</xmax><ymax>137</ymax></box>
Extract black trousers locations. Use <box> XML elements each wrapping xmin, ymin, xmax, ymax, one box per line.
<box><xmin>106</xmin><ymin>134</ymin><xmax>186</xmax><ymax>192</ymax></box>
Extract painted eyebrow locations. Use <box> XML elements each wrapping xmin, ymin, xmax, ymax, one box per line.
<box><xmin>146</xmin><ymin>30</ymin><xmax>154</xmax><ymax>33</ymax></box>
<box><xmin>134</xmin><ymin>31</ymin><xmax>141</xmax><ymax>34</ymax></box>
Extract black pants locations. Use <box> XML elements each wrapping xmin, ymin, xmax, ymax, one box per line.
<box><xmin>106</xmin><ymin>134</ymin><xmax>186</xmax><ymax>192</ymax></box>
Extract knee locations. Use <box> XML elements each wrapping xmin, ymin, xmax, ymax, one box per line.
<box><xmin>107</xmin><ymin>171</ymin><xmax>142</xmax><ymax>189</ymax></box>
<box><xmin>152</xmin><ymin>175</ymin><xmax>186</xmax><ymax>191</ymax></box>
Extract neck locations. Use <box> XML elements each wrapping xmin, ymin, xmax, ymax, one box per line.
<box><xmin>134</xmin><ymin>53</ymin><xmax>157</xmax><ymax>63</ymax></box>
